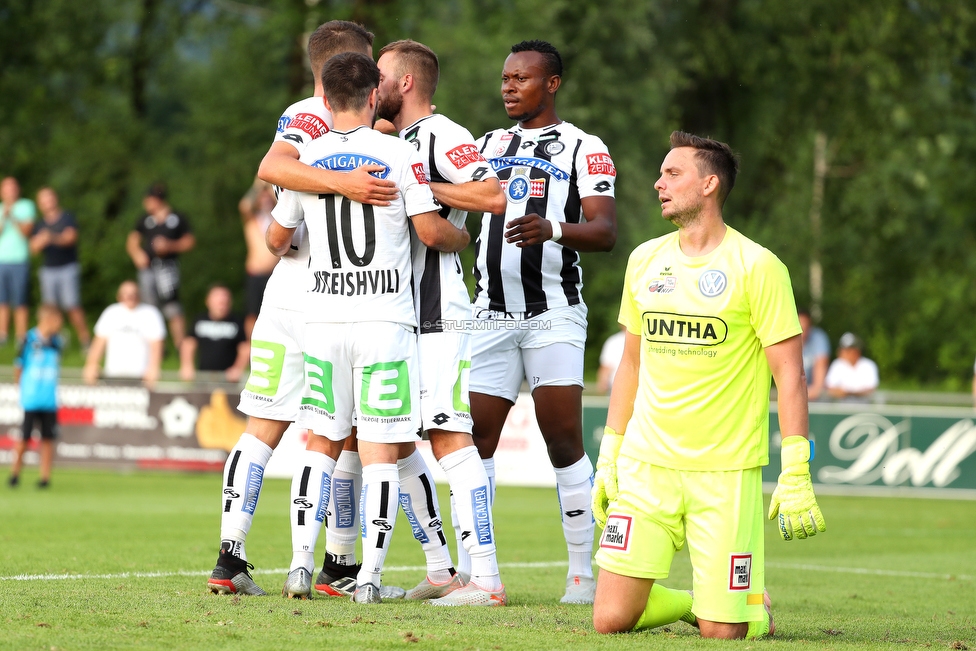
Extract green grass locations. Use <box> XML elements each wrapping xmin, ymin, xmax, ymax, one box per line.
<box><xmin>1</xmin><ymin>469</ymin><xmax>974</xmax><ymax>650</ymax></box>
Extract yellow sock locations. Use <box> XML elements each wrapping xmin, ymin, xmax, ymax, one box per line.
<box><xmin>746</xmin><ymin>607</ymin><xmax>770</xmax><ymax>639</ymax></box>
<box><xmin>633</xmin><ymin>584</ymin><xmax>695</xmax><ymax>631</ymax></box>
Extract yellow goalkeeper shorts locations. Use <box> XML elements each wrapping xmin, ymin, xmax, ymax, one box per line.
<box><xmin>595</xmin><ymin>455</ymin><xmax>766</xmax><ymax>624</ymax></box>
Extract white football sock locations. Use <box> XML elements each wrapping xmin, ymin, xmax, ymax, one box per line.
<box><xmin>440</xmin><ymin>446</ymin><xmax>501</xmax><ymax>591</ymax></box>
<box><xmin>398</xmin><ymin>449</ymin><xmax>454</xmax><ymax>583</ymax></box>
<box><xmin>219</xmin><ymin>433</ymin><xmax>273</xmax><ymax>561</ymax></box>
<box><xmin>289</xmin><ymin>450</ymin><xmax>335</xmax><ymax>573</ymax></box>
<box><xmin>450</xmin><ymin>490</ymin><xmax>470</xmax><ymax>578</ymax></box>
<box><xmin>482</xmin><ymin>456</ymin><xmax>496</xmax><ymax>505</ymax></box>
<box><xmin>554</xmin><ymin>455</ymin><xmax>595</xmax><ymax>579</ymax></box>
<box><xmin>326</xmin><ymin>449</ymin><xmax>362</xmax><ymax>565</ymax></box>
<box><xmin>357</xmin><ymin>463</ymin><xmax>399</xmax><ymax>587</ymax></box>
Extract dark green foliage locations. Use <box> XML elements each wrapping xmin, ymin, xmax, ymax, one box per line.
<box><xmin>2</xmin><ymin>0</ymin><xmax>975</xmax><ymax>384</ymax></box>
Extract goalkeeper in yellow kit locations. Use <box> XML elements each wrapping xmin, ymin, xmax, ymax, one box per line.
<box><xmin>591</xmin><ymin>131</ymin><xmax>825</xmax><ymax>639</ymax></box>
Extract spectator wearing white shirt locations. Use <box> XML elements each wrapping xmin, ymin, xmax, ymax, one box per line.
<box><xmin>595</xmin><ymin>326</ymin><xmax>626</xmax><ymax>395</ymax></box>
<box><xmin>825</xmin><ymin>332</ymin><xmax>878</xmax><ymax>400</ymax></box>
<box><xmin>83</xmin><ymin>280</ymin><xmax>166</xmax><ymax>387</ymax></box>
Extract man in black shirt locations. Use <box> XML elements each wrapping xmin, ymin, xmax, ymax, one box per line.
<box><xmin>125</xmin><ymin>183</ymin><xmax>195</xmax><ymax>348</ymax></box>
<box><xmin>30</xmin><ymin>187</ymin><xmax>91</xmax><ymax>349</ymax></box>
<box><xmin>179</xmin><ymin>284</ymin><xmax>248</xmax><ymax>382</ymax></box>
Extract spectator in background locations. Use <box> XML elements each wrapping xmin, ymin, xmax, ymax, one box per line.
<box><xmin>798</xmin><ymin>308</ymin><xmax>830</xmax><ymax>400</ymax></box>
<box><xmin>0</xmin><ymin>176</ymin><xmax>37</xmax><ymax>345</ymax></box>
<box><xmin>596</xmin><ymin>326</ymin><xmax>626</xmax><ymax>395</ymax></box>
<box><xmin>125</xmin><ymin>183</ymin><xmax>195</xmax><ymax>348</ymax></box>
<box><xmin>83</xmin><ymin>281</ymin><xmax>165</xmax><ymax>387</ymax></box>
<box><xmin>825</xmin><ymin>332</ymin><xmax>879</xmax><ymax>400</ymax></box>
<box><xmin>238</xmin><ymin>179</ymin><xmax>278</xmax><ymax>339</ymax></box>
<box><xmin>8</xmin><ymin>304</ymin><xmax>63</xmax><ymax>489</ymax></box>
<box><xmin>30</xmin><ymin>187</ymin><xmax>91</xmax><ymax>350</ymax></box>
<box><xmin>179</xmin><ymin>284</ymin><xmax>248</xmax><ymax>382</ymax></box>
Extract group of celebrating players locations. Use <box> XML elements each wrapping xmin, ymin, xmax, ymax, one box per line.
<box><xmin>205</xmin><ymin>18</ymin><xmax>827</xmax><ymax>639</ymax></box>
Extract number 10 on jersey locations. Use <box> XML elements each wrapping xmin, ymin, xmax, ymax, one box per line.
<box><xmin>319</xmin><ymin>193</ymin><xmax>377</xmax><ymax>269</ymax></box>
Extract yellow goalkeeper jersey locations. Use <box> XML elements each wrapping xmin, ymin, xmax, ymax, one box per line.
<box><xmin>618</xmin><ymin>226</ymin><xmax>801</xmax><ymax>471</ymax></box>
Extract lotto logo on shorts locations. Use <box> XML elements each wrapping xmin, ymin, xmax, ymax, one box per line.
<box><xmin>729</xmin><ymin>553</ymin><xmax>752</xmax><ymax>591</ymax></box>
<box><xmin>412</xmin><ymin>162</ymin><xmax>430</xmax><ymax>184</ymax></box>
<box><xmin>599</xmin><ymin>515</ymin><xmax>632</xmax><ymax>551</ymax></box>
<box><xmin>446</xmin><ymin>144</ymin><xmax>486</xmax><ymax>169</ymax></box>
<box><xmin>586</xmin><ymin>153</ymin><xmax>616</xmax><ymax>176</ymax></box>
<box><xmin>290</xmin><ymin>113</ymin><xmax>329</xmax><ymax>139</ymax></box>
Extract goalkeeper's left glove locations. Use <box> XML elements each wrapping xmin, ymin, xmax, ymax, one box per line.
<box><xmin>768</xmin><ymin>435</ymin><xmax>827</xmax><ymax>541</ymax></box>
<box><xmin>592</xmin><ymin>426</ymin><xmax>624</xmax><ymax>529</ymax></box>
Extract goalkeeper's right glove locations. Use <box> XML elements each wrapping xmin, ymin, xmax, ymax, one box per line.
<box><xmin>592</xmin><ymin>426</ymin><xmax>624</xmax><ymax>529</ymax></box>
<box><xmin>768</xmin><ymin>435</ymin><xmax>827</xmax><ymax>541</ymax></box>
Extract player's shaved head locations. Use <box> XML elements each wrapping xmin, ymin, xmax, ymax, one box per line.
<box><xmin>321</xmin><ymin>52</ymin><xmax>380</xmax><ymax>113</ymax></box>
<box><xmin>307</xmin><ymin>20</ymin><xmax>374</xmax><ymax>81</ymax></box>
<box><xmin>378</xmin><ymin>40</ymin><xmax>439</xmax><ymax>99</ymax></box>
<box><xmin>511</xmin><ymin>40</ymin><xmax>562</xmax><ymax>78</ymax></box>
<box><xmin>669</xmin><ymin>131</ymin><xmax>739</xmax><ymax>207</ymax></box>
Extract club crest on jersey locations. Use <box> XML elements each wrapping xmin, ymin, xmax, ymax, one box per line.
<box><xmin>729</xmin><ymin>553</ymin><xmax>752</xmax><ymax>591</ymax></box>
<box><xmin>493</xmin><ymin>133</ymin><xmax>514</xmax><ymax>157</ymax></box>
<box><xmin>290</xmin><ymin>112</ymin><xmax>329</xmax><ymax>139</ymax></box>
<box><xmin>500</xmin><ymin>169</ymin><xmax>545</xmax><ymax>203</ymax></box>
<box><xmin>698</xmin><ymin>270</ymin><xmax>727</xmax><ymax>297</ymax></box>
<box><xmin>648</xmin><ymin>277</ymin><xmax>677</xmax><ymax>294</ymax></box>
<box><xmin>446</xmin><ymin>144</ymin><xmax>485</xmax><ymax>169</ymax></box>
<box><xmin>599</xmin><ymin>514</ymin><xmax>632</xmax><ymax>551</ymax></box>
<box><xmin>311</xmin><ymin>153</ymin><xmax>390</xmax><ymax>179</ymax></box>
<box><xmin>544</xmin><ymin>140</ymin><xmax>565</xmax><ymax>156</ymax></box>
<box><xmin>586</xmin><ymin>153</ymin><xmax>616</xmax><ymax>176</ymax></box>
<box><xmin>412</xmin><ymin>162</ymin><xmax>430</xmax><ymax>184</ymax></box>
<box><xmin>277</xmin><ymin>115</ymin><xmax>292</xmax><ymax>133</ymax></box>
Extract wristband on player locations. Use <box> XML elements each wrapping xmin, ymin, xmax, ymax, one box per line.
<box><xmin>781</xmin><ymin>435</ymin><xmax>813</xmax><ymax>468</ymax></box>
<box><xmin>549</xmin><ymin>219</ymin><xmax>563</xmax><ymax>242</ymax></box>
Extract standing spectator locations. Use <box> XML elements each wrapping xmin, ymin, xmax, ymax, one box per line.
<box><xmin>125</xmin><ymin>183</ymin><xmax>195</xmax><ymax>348</ymax></box>
<box><xmin>179</xmin><ymin>284</ymin><xmax>248</xmax><ymax>382</ymax></box>
<box><xmin>30</xmin><ymin>187</ymin><xmax>91</xmax><ymax>350</ymax></box>
<box><xmin>83</xmin><ymin>281</ymin><xmax>165</xmax><ymax>387</ymax></box>
<box><xmin>798</xmin><ymin>309</ymin><xmax>830</xmax><ymax>400</ymax></box>
<box><xmin>0</xmin><ymin>176</ymin><xmax>36</xmax><ymax>345</ymax></box>
<box><xmin>9</xmin><ymin>304</ymin><xmax>63</xmax><ymax>489</ymax></box>
<box><xmin>825</xmin><ymin>332</ymin><xmax>879</xmax><ymax>400</ymax></box>
<box><xmin>596</xmin><ymin>326</ymin><xmax>626</xmax><ymax>395</ymax></box>
<box><xmin>238</xmin><ymin>179</ymin><xmax>278</xmax><ymax>339</ymax></box>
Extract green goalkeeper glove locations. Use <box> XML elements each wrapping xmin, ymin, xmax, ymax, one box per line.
<box><xmin>592</xmin><ymin>426</ymin><xmax>624</xmax><ymax>529</ymax></box>
<box><xmin>768</xmin><ymin>435</ymin><xmax>827</xmax><ymax>541</ymax></box>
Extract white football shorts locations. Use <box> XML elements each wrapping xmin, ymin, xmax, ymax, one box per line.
<box><xmin>418</xmin><ymin>330</ymin><xmax>473</xmax><ymax>434</ymax></box>
<box><xmin>238</xmin><ymin>306</ymin><xmax>305</xmax><ymax>422</ymax></box>
<box><xmin>469</xmin><ymin>303</ymin><xmax>587</xmax><ymax>403</ymax></box>
<box><xmin>296</xmin><ymin>321</ymin><xmax>421</xmax><ymax>444</ymax></box>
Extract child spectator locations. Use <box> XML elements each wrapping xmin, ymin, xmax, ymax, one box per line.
<box><xmin>8</xmin><ymin>305</ymin><xmax>64</xmax><ymax>488</ymax></box>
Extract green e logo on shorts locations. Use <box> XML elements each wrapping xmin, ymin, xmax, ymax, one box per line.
<box><xmin>244</xmin><ymin>340</ymin><xmax>286</xmax><ymax>396</ymax></box>
<box><xmin>453</xmin><ymin>359</ymin><xmax>471</xmax><ymax>413</ymax></box>
<box><xmin>360</xmin><ymin>360</ymin><xmax>411</xmax><ymax>417</ymax></box>
<box><xmin>302</xmin><ymin>354</ymin><xmax>335</xmax><ymax>413</ymax></box>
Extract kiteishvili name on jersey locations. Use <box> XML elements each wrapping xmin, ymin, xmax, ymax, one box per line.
<box><xmin>311</xmin><ymin>269</ymin><xmax>401</xmax><ymax>296</ymax></box>
<box><xmin>641</xmin><ymin>311</ymin><xmax>728</xmax><ymax>346</ymax></box>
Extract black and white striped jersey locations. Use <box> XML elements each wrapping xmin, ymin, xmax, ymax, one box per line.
<box><xmin>472</xmin><ymin>122</ymin><xmax>616</xmax><ymax>313</ymax></box>
<box><xmin>400</xmin><ymin>114</ymin><xmax>498</xmax><ymax>334</ymax></box>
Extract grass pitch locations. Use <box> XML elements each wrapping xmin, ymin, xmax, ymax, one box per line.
<box><xmin>1</xmin><ymin>469</ymin><xmax>973</xmax><ymax>650</ymax></box>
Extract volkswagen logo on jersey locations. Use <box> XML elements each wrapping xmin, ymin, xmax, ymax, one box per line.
<box><xmin>698</xmin><ymin>270</ymin><xmax>728</xmax><ymax>297</ymax></box>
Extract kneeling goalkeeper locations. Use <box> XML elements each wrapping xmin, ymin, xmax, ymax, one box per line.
<box><xmin>591</xmin><ymin>131</ymin><xmax>826</xmax><ymax>639</ymax></box>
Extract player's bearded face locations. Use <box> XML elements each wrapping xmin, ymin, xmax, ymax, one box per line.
<box><xmin>656</xmin><ymin>147</ymin><xmax>706</xmax><ymax>227</ymax></box>
<box><xmin>376</xmin><ymin>84</ymin><xmax>402</xmax><ymax>123</ymax></box>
